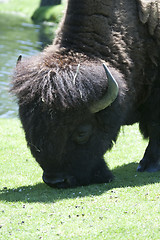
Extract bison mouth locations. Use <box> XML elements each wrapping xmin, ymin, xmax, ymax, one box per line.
<box><xmin>42</xmin><ymin>173</ymin><xmax>77</xmax><ymax>188</ymax></box>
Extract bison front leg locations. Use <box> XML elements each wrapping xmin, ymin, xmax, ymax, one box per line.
<box><xmin>137</xmin><ymin>124</ymin><xmax>160</xmax><ymax>172</ymax></box>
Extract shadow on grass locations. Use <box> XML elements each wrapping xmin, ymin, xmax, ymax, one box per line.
<box><xmin>0</xmin><ymin>162</ymin><xmax>159</xmax><ymax>203</ymax></box>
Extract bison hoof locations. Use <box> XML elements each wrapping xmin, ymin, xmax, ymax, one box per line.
<box><xmin>137</xmin><ymin>160</ymin><xmax>160</xmax><ymax>173</ymax></box>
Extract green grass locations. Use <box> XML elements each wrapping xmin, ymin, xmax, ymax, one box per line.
<box><xmin>32</xmin><ymin>2</ymin><xmax>66</xmax><ymax>23</ymax></box>
<box><xmin>0</xmin><ymin>119</ymin><xmax>160</xmax><ymax>239</ymax></box>
<box><xmin>0</xmin><ymin>0</ymin><xmax>66</xmax><ymax>22</ymax></box>
<box><xmin>32</xmin><ymin>3</ymin><xmax>66</xmax><ymax>23</ymax></box>
<box><xmin>0</xmin><ymin>0</ymin><xmax>40</xmax><ymax>18</ymax></box>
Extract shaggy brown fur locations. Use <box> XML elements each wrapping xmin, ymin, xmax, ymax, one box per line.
<box><xmin>12</xmin><ymin>48</ymin><xmax>126</xmax><ymax>111</ymax></box>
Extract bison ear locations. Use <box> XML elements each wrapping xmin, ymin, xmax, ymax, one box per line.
<box><xmin>90</xmin><ymin>63</ymin><xmax>119</xmax><ymax>113</ymax></box>
<box><xmin>16</xmin><ymin>55</ymin><xmax>22</xmax><ymax>66</ymax></box>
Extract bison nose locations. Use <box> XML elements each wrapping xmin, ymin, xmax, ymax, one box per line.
<box><xmin>42</xmin><ymin>173</ymin><xmax>76</xmax><ymax>188</ymax></box>
<box><xmin>42</xmin><ymin>172</ymin><xmax>65</xmax><ymax>186</ymax></box>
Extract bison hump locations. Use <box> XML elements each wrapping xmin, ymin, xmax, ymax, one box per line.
<box><xmin>137</xmin><ymin>0</ymin><xmax>160</xmax><ymax>43</ymax></box>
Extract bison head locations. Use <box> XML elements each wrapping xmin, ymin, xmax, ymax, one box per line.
<box><xmin>12</xmin><ymin>50</ymin><xmax>125</xmax><ymax>188</ymax></box>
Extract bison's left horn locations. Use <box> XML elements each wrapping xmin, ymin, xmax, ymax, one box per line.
<box><xmin>90</xmin><ymin>63</ymin><xmax>119</xmax><ymax>113</ymax></box>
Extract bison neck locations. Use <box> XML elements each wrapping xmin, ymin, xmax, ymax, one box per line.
<box><xmin>54</xmin><ymin>0</ymin><xmax>144</xmax><ymax>66</ymax></box>
<box><xmin>54</xmin><ymin>0</ymin><xmax>151</xmax><ymax>103</ymax></box>
<box><xmin>55</xmin><ymin>0</ymin><xmax>114</xmax><ymax>57</ymax></box>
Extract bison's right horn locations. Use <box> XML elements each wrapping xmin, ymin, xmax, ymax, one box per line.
<box><xmin>16</xmin><ymin>55</ymin><xmax>22</xmax><ymax>66</ymax></box>
<box><xmin>90</xmin><ymin>64</ymin><xmax>119</xmax><ymax>113</ymax></box>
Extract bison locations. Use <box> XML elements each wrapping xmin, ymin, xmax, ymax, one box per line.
<box><xmin>11</xmin><ymin>0</ymin><xmax>160</xmax><ymax>188</ymax></box>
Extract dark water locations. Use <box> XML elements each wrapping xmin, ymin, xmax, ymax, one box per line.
<box><xmin>0</xmin><ymin>13</ymin><xmax>57</xmax><ymax>118</ymax></box>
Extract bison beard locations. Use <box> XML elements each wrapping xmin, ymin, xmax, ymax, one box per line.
<box><xmin>11</xmin><ymin>0</ymin><xmax>160</xmax><ymax>188</ymax></box>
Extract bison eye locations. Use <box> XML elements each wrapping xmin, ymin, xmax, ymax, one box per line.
<box><xmin>72</xmin><ymin>124</ymin><xmax>93</xmax><ymax>144</ymax></box>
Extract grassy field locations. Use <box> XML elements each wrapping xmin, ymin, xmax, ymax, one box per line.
<box><xmin>0</xmin><ymin>119</ymin><xmax>160</xmax><ymax>239</ymax></box>
<box><xmin>0</xmin><ymin>0</ymin><xmax>41</xmax><ymax>18</ymax></box>
<box><xmin>0</xmin><ymin>0</ymin><xmax>66</xmax><ymax>22</ymax></box>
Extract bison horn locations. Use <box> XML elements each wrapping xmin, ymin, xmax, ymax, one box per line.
<box><xmin>16</xmin><ymin>55</ymin><xmax>22</xmax><ymax>66</ymax></box>
<box><xmin>90</xmin><ymin>63</ymin><xmax>119</xmax><ymax>113</ymax></box>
